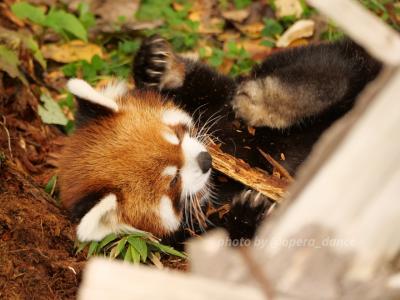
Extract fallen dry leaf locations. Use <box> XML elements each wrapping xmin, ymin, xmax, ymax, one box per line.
<box><xmin>41</xmin><ymin>40</ymin><xmax>104</xmax><ymax>63</ymax></box>
<box><xmin>217</xmin><ymin>30</ymin><xmax>241</xmax><ymax>42</ymax></box>
<box><xmin>276</xmin><ymin>19</ymin><xmax>315</xmax><ymax>48</ymax></box>
<box><xmin>275</xmin><ymin>0</ymin><xmax>303</xmax><ymax>18</ymax></box>
<box><xmin>221</xmin><ymin>9</ymin><xmax>250</xmax><ymax>23</ymax></box>
<box><xmin>238</xmin><ymin>39</ymin><xmax>272</xmax><ymax>59</ymax></box>
<box><xmin>234</xmin><ymin>22</ymin><xmax>264</xmax><ymax>38</ymax></box>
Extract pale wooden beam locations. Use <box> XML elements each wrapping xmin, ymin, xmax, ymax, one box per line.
<box><xmin>307</xmin><ymin>0</ymin><xmax>400</xmax><ymax>65</ymax></box>
<box><xmin>78</xmin><ymin>258</ymin><xmax>265</xmax><ymax>300</ymax></box>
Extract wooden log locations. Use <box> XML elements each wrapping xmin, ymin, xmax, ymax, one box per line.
<box><xmin>207</xmin><ymin>142</ymin><xmax>289</xmax><ymax>202</ymax></box>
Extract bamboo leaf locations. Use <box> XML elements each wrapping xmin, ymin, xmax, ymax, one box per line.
<box><xmin>87</xmin><ymin>241</ymin><xmax>99</xmax><ymax>258</ymax></box>
<box><xmin>111</xmin><ymin>237</ymin><xmax>127</xmax><ymax>258</ymax></box>
<box><xmin>44</xmin><ymin>175</ymin><xmax>57</xmax><ymax>195</ymax></box>
<box><xmin>75</xmin><ymin>241</ymin><xmax>89</xmax><ymax>254</ymax></box>
<box><xmin>129</xmin><ymin>245</ymin><xmax>141</xmax><ymax>264</ymax></box>
<box><xmin>99</xmin><ymin>233</ymin><xmax>118</xmax><ymax>249</ymax></box>
<box><xmin>128</xmin><ymin>237</ymin><xmax>148</xmax><ymax>262</ymax></box>
<box><xmin>150</xmin><ymin>242</ymin><xmax>187</xmax><ymax>259</ymax></box>
<box><xmin>149</xmin><ymin>252</ymin><xmax>164</xmax><ymax>269</ymax></box>
<box><xmin>124</xmin><ymin>245</ymin><xmax>133</xmax><ymax>262</ymax></box>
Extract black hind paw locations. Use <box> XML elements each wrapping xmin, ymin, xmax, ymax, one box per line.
<box><xmin>226</xmin><ymin>190</ymin><xmax>274</xmax><ymax>241</ymax></box>
<box><xmin>134</xmin><ymin>35</ymin><xmax>185</xmax><ymax>90</ymax></box>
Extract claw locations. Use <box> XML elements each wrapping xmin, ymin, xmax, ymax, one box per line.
<box><xmin>149</xmin><ymin>38</ymin><xmax>165</xmax><ymax>44</ymax></box>
<box><xmin>147</xmin><ymin>70</ymin><xmax>163</xmax><ymax>76</ymax></box>
<box><xmin>152</xmin><ymin>59</ymin><xmax>166</xmax><ymax>64</ymax></box>
<box><xmin>152</xmin><ymin>51</ymin><xmax>170</xmax><ymax>57</ymax></box>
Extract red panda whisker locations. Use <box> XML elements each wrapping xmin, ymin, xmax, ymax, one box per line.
<box><xmin>197</xmin><ymin>113</ymin><xmax>223</xmax><ymax>137</ymax></box>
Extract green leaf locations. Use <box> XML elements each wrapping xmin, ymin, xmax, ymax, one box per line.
<box><xmin>59</xmin><ymin>93</ymin><xmax>75</xmax><ymax>110</ymax></box>
<box><xmin>78</xmin><ymin>2</ymin><xmax>96</xmax><ymax>30</ymax></box>
<box><xmin>87</xmin><ymin>241</ymin><xmax>99</xmax><ymax>258</ymax></box>
<box><xmin>136</xmin><ymin>0</ymin><xmax>172</xmax><ymax>21</ymax></box>
<box><xmin>149</xmin><ymin>241</ymin><xmax>186</xmax><ymax>259</ymax></box>
<box><xmin>111</xmin><ymin>237</ymin><xmax>127</xmax><ymax>258</ymax></box>
<box><xmin>233</xmin><ymin>0</ymin><xmax>251</xmax><ymax>9</ymax></box>
<box><xmin>44</xmin><ymin>175</ymin><xmax>57</xmax><ymax>195</ymax></box>
<box><xmin>22</xmin><ymin>34</ymin><xmax>46</xmax><ymax>69</ymax></box>
<box><xmin>11</xmin><ymin>2</ymin><xmax>46</xmax><ymax>25</ymax></box>
<box><xmin>118</xmin><ymin>40</ymin><xmax>140</xmax><ymax>55</ymax></box>
<box><xmin>99</xmin><ymin>233</ymin><xmax>118</xmax><ymax>249</ymax></box>
<box><xmin>62</xmin><ymin>63</ymin><xmax>78</xmax><ymax>77</ymax></box>
<box><xmin>0</xmin><ymin>45</ymin><xmax>28</xmax><ymax>85</ymax></box>
<box><xmin>91</xmin><ymin>55</ymin><xmax>106</xmax><ymax>71</ymax></box>
<box><xmin>128</xmin><ymin>237</ymin><xmax>148</xmax><ymax>262</ymax></box>
<box><xmin>82</xmin><ymin>60</ymin><xmax>97</xmax><ymax>82</ymax></box>
<box><xmin>262</xmin><ymin>18</ymin><xmax>284</xmax><ymax>38</ymax></box>
<box><xmin>124</xmin><ymin>245</ymin><xmax>133</xmax><ymax>262</ymax></box>
<box><xmin>75</xmin><ymin>241</ymin><xmax>89</xmax><ymax>254</ymax></box>
<box><xmin>129</xmin><ymin>245</ymin><xmax>141</xmax><ymax>264</ymax></box>
<box><xmin>260</xmin><ymin>39</ymin><xmax>275</xmax><ymax>48</ymax></box>
<box><xmin>38</xmin><ymin>94</ymin><xmax>69</xmax><ymax>126</ymax></box>
<box><xmin>45</xmin><ymin>9</ymin><xmax>87</xmax><ymax>41</ymax></box>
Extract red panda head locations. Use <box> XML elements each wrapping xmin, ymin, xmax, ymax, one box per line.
<box><xmin>59</xmin><ymin>79</ymin><xmax>212</xmax><ymax>241</ymax></box>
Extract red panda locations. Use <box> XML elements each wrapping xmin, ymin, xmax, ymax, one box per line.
<box><xmin>60</xmin><ymin>35</ymin><xmax>381</xmax><ymax>244</ymax></box>
<box><xmin>59</xmin><ymin>79</ymin><xmax>212</xmax><ymax>241</ymax></box>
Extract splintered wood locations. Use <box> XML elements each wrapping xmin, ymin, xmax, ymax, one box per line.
<box><xmin>207</xmin><ymin>142</ymin><xmax>289</xmax><ymax>202</ymax></box>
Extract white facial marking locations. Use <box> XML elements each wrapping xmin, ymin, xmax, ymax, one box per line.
<box><xmin>162</xmin><ymin>109</ymin><xmax>193</xmax><ymax>127</ymax></box>
<box><xmin>162</xmin><ymin>166</ymin><xmax>178</xmax><ymax>177</ymax></box>
<box><xmin>163</xmin><ymin>131</ymin><xmax>179</xmax><ymax>145</ymax></box>
<box><xmin>77</xmin><ymin>193</ymin><xmax>137</xmax><ymax>242</ymax></box>
<box><xmin>180</xmin><ymin>134</ymin><xmax>211</xmax><ymax>195</ymax></box>
<box><xmin>159</xmin><ymin>195</ymin><xmax>181</xmax><ymax>232</ymax></box>
<box><xmin>67</xmin><ymin>79</ymin><xmax>119</xmax><ymax>112</ymax></box>
<box><xmin>100</xmin><ymin>80</ymin><xmax>128</xmax><ymax>100</ymax></box>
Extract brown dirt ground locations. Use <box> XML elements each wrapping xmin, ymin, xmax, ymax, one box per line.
<box><xmin>0</xmin><ymin>70</ymin><xmax>87</xmax><ymax>299</ymax></box>
<box><xmin>0</xmin><ymin>163</ymin><xmax>86</xmax><ymax>299</ymax></box>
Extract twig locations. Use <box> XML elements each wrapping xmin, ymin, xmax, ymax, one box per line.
<box><xmin>258</xmin><ymin>148</ymin><xmax>294</xmax><ymax>182</ymax></box>
<box><xmin>1</xmin><ymin>115</ymin><xmax>13</xmax><ymax>160</ymax></box>
<box><xmin>207</xmin><ymin>141</ymin><xmax>288</xmax><ymax>202</ymax></box>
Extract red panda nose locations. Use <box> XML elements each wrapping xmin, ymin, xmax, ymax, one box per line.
<box><xmin>197</xmin><ymin>151</ymin><xmax>212</xmax><ymax>173</ymax></box>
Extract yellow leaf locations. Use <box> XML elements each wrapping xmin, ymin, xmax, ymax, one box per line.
<box><xmin>41</xmin><ymin>40</ymin><xmax>104</xmax><ymax>63</ymax></box>
<box><xmin>276</xmin><ymin>20</ymin><xmax>315</xmax><ymax>48</ymax></box>
<box><xmin>221</xmin><ymin>9</ymin><xmax>250</xmax><ymax>23</ymax></box>
<box><xmin>275</xmin><ymin>0</ymin><xmax>303</xmax><ymax>18</ymax></box>
<box><xmin>234</xmin><ymin>22</ymin><xmax>264</xmax><ymax>38</ymax></box>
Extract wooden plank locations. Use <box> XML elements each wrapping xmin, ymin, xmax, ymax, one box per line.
<box><xmin>307</xmin><ymin>0</ymin><xmax>400</xmax><ymax>65</ymax></box>
<box><xmin>78</xmin><ymin>258</ymin><xmax>266</xmax><ymax>300</ymax></box>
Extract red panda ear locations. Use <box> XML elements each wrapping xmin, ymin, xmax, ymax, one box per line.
<box><xmin>67</xmin><ymin>79</ymin><xmax>126</xmax><ymax>127</ymax></box>
<box><xmin>76</xmin><ymin>193</ymin><xmax>119</xmax><ymax>241</ymax></box>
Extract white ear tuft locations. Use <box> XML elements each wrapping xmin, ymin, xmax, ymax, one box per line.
<box><xmin>67</xmin><ymin>79</ymin><xmax>119</xmax><ymax>112</ymax></box>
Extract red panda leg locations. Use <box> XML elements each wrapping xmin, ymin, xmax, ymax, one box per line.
<box><xmin>133</xmin><ymin>35</ymin><xmax>237</xmax><ymax>114</ymax></box>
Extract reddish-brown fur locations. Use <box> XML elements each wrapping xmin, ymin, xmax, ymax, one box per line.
<box><xmin>58</xmin><ymin>90</ymin><xmax>185</xmax><ymax>237</ymax></box>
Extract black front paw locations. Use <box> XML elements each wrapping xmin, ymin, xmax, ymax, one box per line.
<box><xmin>133</xmin><ymin>35</ymin><xmax>171</xmax><ymax>89</ymax></box>
<box><xmin>225</xmin><ymin>190</ymin><xmax>274</xmax><ymax>241</ymax></box>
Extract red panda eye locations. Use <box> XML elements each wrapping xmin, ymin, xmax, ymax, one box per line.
<box><xmin>170</xmin><ymin>174</ymin><xmax>179</xmax><ymax>188</ymax></box>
